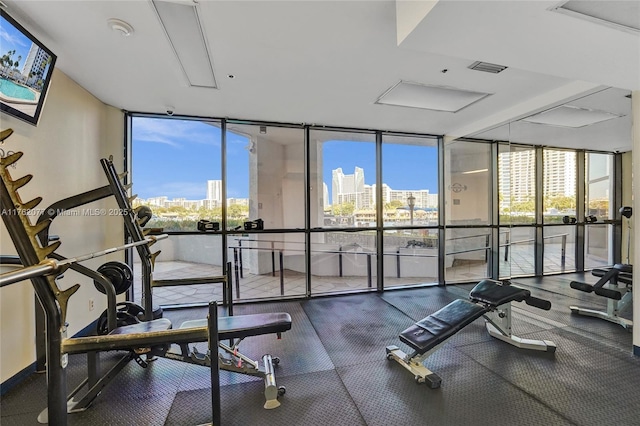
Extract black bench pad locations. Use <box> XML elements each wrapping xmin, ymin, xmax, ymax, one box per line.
<box><xmin>180</xmin><ymin>312</ymin><xmax>292</xmax><ymax>341</ymax></box>
<box><xmin>470</xmin><ymin>280</ymin><xmax>530</xmax><ymax>306</ymax></box>
<box><xmin>399</xmin><ymin>299</ymin><xmax>487</xmax><ymax>353</ymax></box>
<box><xmin>109</xmin><ymin>318</ymin><xmax>172</xmax><ymax>335</ymax></box>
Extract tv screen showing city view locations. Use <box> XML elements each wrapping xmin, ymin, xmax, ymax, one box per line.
<box><xmin>0</xmin><ymin>10</ymin><xmax>56</xmax><ymax>126</ymax></box>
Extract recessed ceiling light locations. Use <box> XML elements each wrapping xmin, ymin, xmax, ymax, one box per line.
<box><xmin>550</xmin><ymin>1</ymin><xmax>640</xmax><ymax>34</ymax></box>
<box><xmin>107</xmin><ymin>18</ymin><xmax>134</xmax><ymax>37</ymax></box>
<box><xmin>522</xmin><ymin>105</ymin><xmax>624</xmax><ymax>128</ymax></box>
<box><xmin>152</xmin><ymin>0</ymin><xmax>217</xmax><ymax>88</ymax></box>
<box><xmin>375</xmin><ymin>80</ymin><xmax>491</xmax><ymax>113</ymax></box>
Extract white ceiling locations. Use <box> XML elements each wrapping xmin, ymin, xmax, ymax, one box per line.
<box><xmin>3</xmin><ymin>0</ymin><xmax>638</xmax><ymax>151</ymax></box>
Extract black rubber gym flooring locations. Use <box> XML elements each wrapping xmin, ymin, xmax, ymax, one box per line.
<box><xmin>1</xmin><ymin>275</ymin><xmax>639</xmax><ymax>425</ymax></box>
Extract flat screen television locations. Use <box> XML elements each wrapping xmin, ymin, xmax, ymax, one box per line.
<box><xmin>0</xmin><ymin>10</ymin><xmax>57</xmax><ymax>126</ymax></box>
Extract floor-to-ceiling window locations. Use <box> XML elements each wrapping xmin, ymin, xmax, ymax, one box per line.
<box><xmin>499</xmin><ymin>144</ymin><xmax>537</xmax><ymax>277</ymax></box>
<box><xmin>225</xmin><ymin>122</ymin><xmax>306</xmax><ymax>300</ymax></box>
<box><xmin>543</xmin><ymin>149</ymin><xmax>577</xmax><ymax>273</ymax></box>
<box><xmin>585</xmin><ymin>152</ymin><xmax>614</xmax><ymax>269</ymax></box>
<box><xmin>128</xmin><ymin>113</ymin><xmax>623</xmax><ymax>306</ymax></box>
<box><xmin>381</xmin><ymin>134</ymin><xmax>439</xmax><ymax>287</ymax></box>
<box><xmin>129</xmin><ymin>116</ymin><xmax>223</xmax><ymax>306</ymax></box>
<box><xmin>309</xmin><ymin>128</ymin><xmax>378</xmax><ymax>294</ymax></box>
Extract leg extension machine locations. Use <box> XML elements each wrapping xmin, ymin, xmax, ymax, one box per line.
<box><xmin>569</xmin><ymin>264</ymin><xmax>633</xmax><ymax>330</ymax></box>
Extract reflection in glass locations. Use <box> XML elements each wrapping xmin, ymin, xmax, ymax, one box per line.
<box><xmin>445</xmin><ymin>228</ymin><xmax>491</xmax><ymax>282</ymax></box>
<box><xmin>543</xmin><ymin>225</ymin><xmax>575</xmax><ymax>273</ymax></box>
<box><xmin>543</xmin><ymin>149</ymin><xmax>576</xmax><ymax>224</ymax></box>
<box><xmin>444</xmin><ymin>141</ymin><xmax>491</xmax><ymax>226</ymax></box>
<box><xmin>584</xmin><ymin>224</ymin><xmax>612</xmax><ymax>269</ymax></box>
<box><xmin>310</xmin><ymin>231</ymin><xmax>377</xmax><ymax>294</ymax></box>
<box><xmin>501</xmin><ymin>227</ymin><xmax>536</xmax><ymax>277</ymax></box>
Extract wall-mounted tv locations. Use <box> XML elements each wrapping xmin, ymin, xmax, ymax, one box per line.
<box><xmin>0</xmin><ymin>10</ymin><xmax>57</xmax><ymax>126</ymax></box>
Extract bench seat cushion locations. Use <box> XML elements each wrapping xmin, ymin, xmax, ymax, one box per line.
<box><xmin>108</xmin><ymin>318</ymin><xmax>172</xmax><ymax>335</ymax></box>
<box><xmin>180</xmin><ymin>312</ymin><xmax>292</xmax><ymax>341</ymax></box>
<box><xmin>469</xmin><ymin>280</ymin><xmax>530</xmax><ymax>306</ymax></box>
<box><xmin>399</xmin><ymin>299</ymin><xmax>486</xmax><ymax>353</ymax></box>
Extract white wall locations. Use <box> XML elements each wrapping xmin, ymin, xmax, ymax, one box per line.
<box><xmin>0</xmin><ymin>69</ymin><xmax>124</xmax><ymax>383</ymax></box>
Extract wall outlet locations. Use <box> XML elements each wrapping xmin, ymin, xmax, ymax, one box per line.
<box><xmin>89</xmin><ymin>298</ymin><xmax>95</xmax><ymax>311</ymax></box>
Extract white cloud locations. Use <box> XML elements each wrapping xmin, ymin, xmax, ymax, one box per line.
<box><xmin>0</xmin><ymin>27</ymin><xmax>29</xmax><ymax>49</ymax></box>
<box><xmin>132</xmin><ymin>117</ymin><xmax>221</xmax><ymax>148</ymax></box>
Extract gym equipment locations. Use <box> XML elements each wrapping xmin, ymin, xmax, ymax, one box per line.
<box><xmin>585</xmin><ymin>215</ymin><xmax>598</xmax><ymax>223</ymax></box>
<box><xmin>569</xmin><ymin>264</ymin><xmax>633</xmax><ymax>329</ymax></box>
<box><xmin>0</xmin><ymin>134</ymin><xmax>292</xmax><ymax>425</ymax></box>
<box><xmin>244</xmin><ymin>218</ymin><xmax>264</xmax><ymax>230</ymax></box>
<box><xmin>562</xmin><ymin>216</ymin><xmax>577</xmax><ymax>224</ymax></box>
<box><xmin>0</xmin><ymin>236</ymin><xmax>166</xmax><ymax>288</ymax></box>
<box><xmin>93</xmin><ymin>261</ymin><xmax>133</xmax><ymax>295</ymax></box>
<box><xmin>197</xmin><ymin>219</ymin><xmax>220</xmax><ymax>232</ymax></box>
<box><xmin>135</xmin><ymin>205</ymin><xmax>153</xmax><ymax>227</ymax></box>
<box><xmin>386</xmin><ymin>279</ymin><xmax>555</xmax><ymax>388</ymax></box>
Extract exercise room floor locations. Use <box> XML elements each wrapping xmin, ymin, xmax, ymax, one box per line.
<box><xmin>1</xmin><ymin>274</ymin><xmax>638</xmax><ymax>425</ymax></box>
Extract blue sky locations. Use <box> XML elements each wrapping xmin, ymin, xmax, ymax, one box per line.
<box><xmin>0</xmin><ymin>15</ymin><xmax>33</xmax><ymax>72</ymax></box>
<box><xmin>132</xmin><ymin>117</ymin><xmax>438</xmax><ymax>200</ymax></box>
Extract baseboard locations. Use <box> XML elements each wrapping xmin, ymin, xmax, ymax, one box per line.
<box><xmin>634</xmin><ymin>345</ymin><xmax>640</xmax><ymax>357</ymax></box>
<box><xmin>1</xmin><ymin>319</ymin><xmax>97</xmax><ymax>395</ymax></box>
<box><xmin>73</xmin><ymin>318</ymin><xmax>98</xmax><ymax>338</ymax></box>
<box><xmin>0</xmin><ymin>362</ymin><xmax>36</xmax><ymax>396</ymax></box>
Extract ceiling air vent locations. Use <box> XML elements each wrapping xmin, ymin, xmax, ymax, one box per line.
<box><xmin>468</xmin><ymin>61</ymin><xmax>508</xmax><ymax>74</ymax></box>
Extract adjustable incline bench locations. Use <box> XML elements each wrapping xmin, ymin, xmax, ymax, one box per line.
<box><xmin>386</xmin><ymin>279</ymin><xmax>555</xmax><ymax>388</ymax></box>
<box><xmin>569</xmin><ymin>264</ymin><xmax>633</xmax><ymax>329</ymax></box>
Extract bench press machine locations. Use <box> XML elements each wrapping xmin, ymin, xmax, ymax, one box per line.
<box><xmin>0</xmin><ymin>130</ymin><xmax>291</xmax><ymax>424</ymax></box>
<box><xmin>386</xmin><ymin>279</ymin><xmax>555</xmax><ymax>388</ymax></box>
<box><xmin>569</xmin><ymin>264</ymin><xmax>633</xmax><ymax>330</ymax></box>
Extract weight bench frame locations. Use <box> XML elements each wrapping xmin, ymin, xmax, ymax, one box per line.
<box><xmin>386</xmin><ymin>280</ymin><xmax>556</xmax><ymax>388</ymax></box>
<box><xmin>569</xmin><ymin>264</ymin><xmax>633</xmax><ymax>330</ymax></box>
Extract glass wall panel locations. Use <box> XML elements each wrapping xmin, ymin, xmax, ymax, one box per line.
<box><xmin>584</xmin><ymin>224</ymin><xmax>612</xmax><ymax>269</ymax></box>
<box><xmin>543</xmin><ymin>149</ymin><xmax>576</xmax><ymax>224</ymax></box>
<box><xmin>310</xmin><ymin>231</ymin><xmax>377</xmax><ymax>294</ymax></box>
<box><xmin>225</xmin><ymin>123</ymin><xmax>305</xmax><ymax>230</ymax></box>
<box><xmin>543</xmin><ymin>225</ymin><xmax>575</xmax><ymax>273</ymax></box>
<box><xmin>383</xmin><ymin>229</ymin><xmax>438</xmax><ymax>287</ymax></box>
<box><xmin>381</xmin><ymin>134</ymin><xmax>438</xmax><ymax>226</ymax></box>
<box><xmin>131</xmin><ymin>117</ymin><xmax>222</xmax><ymax>232</ymax></box>
<box><xmin>308</xmin><ymin>129</ymin><xmax>376</xmax><ymax>228</ymax></box>
<box><xmin>445</xmin><ymin>228</ymin><xmax>491</xmax><ymax>282</ymax></box>
<box><xmin>444</xmin><ymin>141</ymin><xmax>491</xmax><ymax>226</ymax></box>
<box><xmin>132</xmin><ymin>234</ymin><xmax>223</xmax><ymax>306</ymax></box>
<box><xmin>504</xmin><ymin>226</ymin><xmax>536</xmax><ymax>277</ymax></box>
<box><xmin>585</xmin><ymin>153</ymin><xmax>614</xmax><ymax>269</ymax></box>
<box><xmin>227</xmin><ymin>232</ymin><xmax>306</xmax><ymax>300</ymax></box>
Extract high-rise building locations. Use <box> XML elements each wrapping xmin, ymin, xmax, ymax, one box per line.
<box><xmin>332</xmin><ymin>167</ymin><xmax>366</xmax><ymax>209</ymax></box>
<box><xmin>21</xmin><ymin>44</ymin><xmax>50</xmax><ymax>86</ymax></box>
<box><xmin>206</xmin><ymin>180</ymin><xmax>222</xmax><ymax>203</ymax></box>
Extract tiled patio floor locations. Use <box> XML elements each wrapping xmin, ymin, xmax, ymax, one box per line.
<box><xmin>132</xmin><ymin>243</ymin><xmax>607</xmax><ymax>307</ymax></box>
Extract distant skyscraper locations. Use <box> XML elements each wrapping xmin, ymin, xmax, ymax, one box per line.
<box><xmin>206</xmin><ymin>180</ymin><xmax>222</xmax><ymax>203</ymax></box>
<box><xmin>332</xmin><ymin>167</ymin><xmax>365</xmax><ymax>209</ymax></box>
<box><xmin>22</xmin><ymin>44</ymin><xmax>50</xmax><ymax>84</ymax></box>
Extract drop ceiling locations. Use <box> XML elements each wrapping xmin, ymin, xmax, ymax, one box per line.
<box><xmin>2</xmin><ymin>0</ymin><xmax>638</xmax><ymax>151</ymax></box>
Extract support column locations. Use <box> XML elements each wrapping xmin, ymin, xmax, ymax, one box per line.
<box><xmin>632</xmin><ymin>90</ymin><xmax>639</xmax><ymax>356</ymax></box>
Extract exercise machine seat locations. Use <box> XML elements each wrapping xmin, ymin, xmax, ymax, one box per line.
<box><xmin>470</xmin><ymin>279</ymin><xmax>530</xmax><ymax>306</ymax></box>
<box><xmin>400</xmin><ymin>299</ymin><xmax>486</xmax><ymax>353</ymax></box>
<box><xmin>180</xmin><ymin>312</ymin><xmax>292</xmax><ymax>341</ymax></box>
<box><xmin>108</xmin><ymin>318</ymin><xmax>172</xmax><ymax>335</ymax></box>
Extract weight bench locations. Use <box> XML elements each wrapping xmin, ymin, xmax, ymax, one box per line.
<box><xmin>569</xmin><ymin>264</ymin><xmax>633</xmax><ymax>330</ymax></box>
<box><xmin>386</xmin><ymin>279</ymin><xmax>555</xmax><ymax>388</ymax></box>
